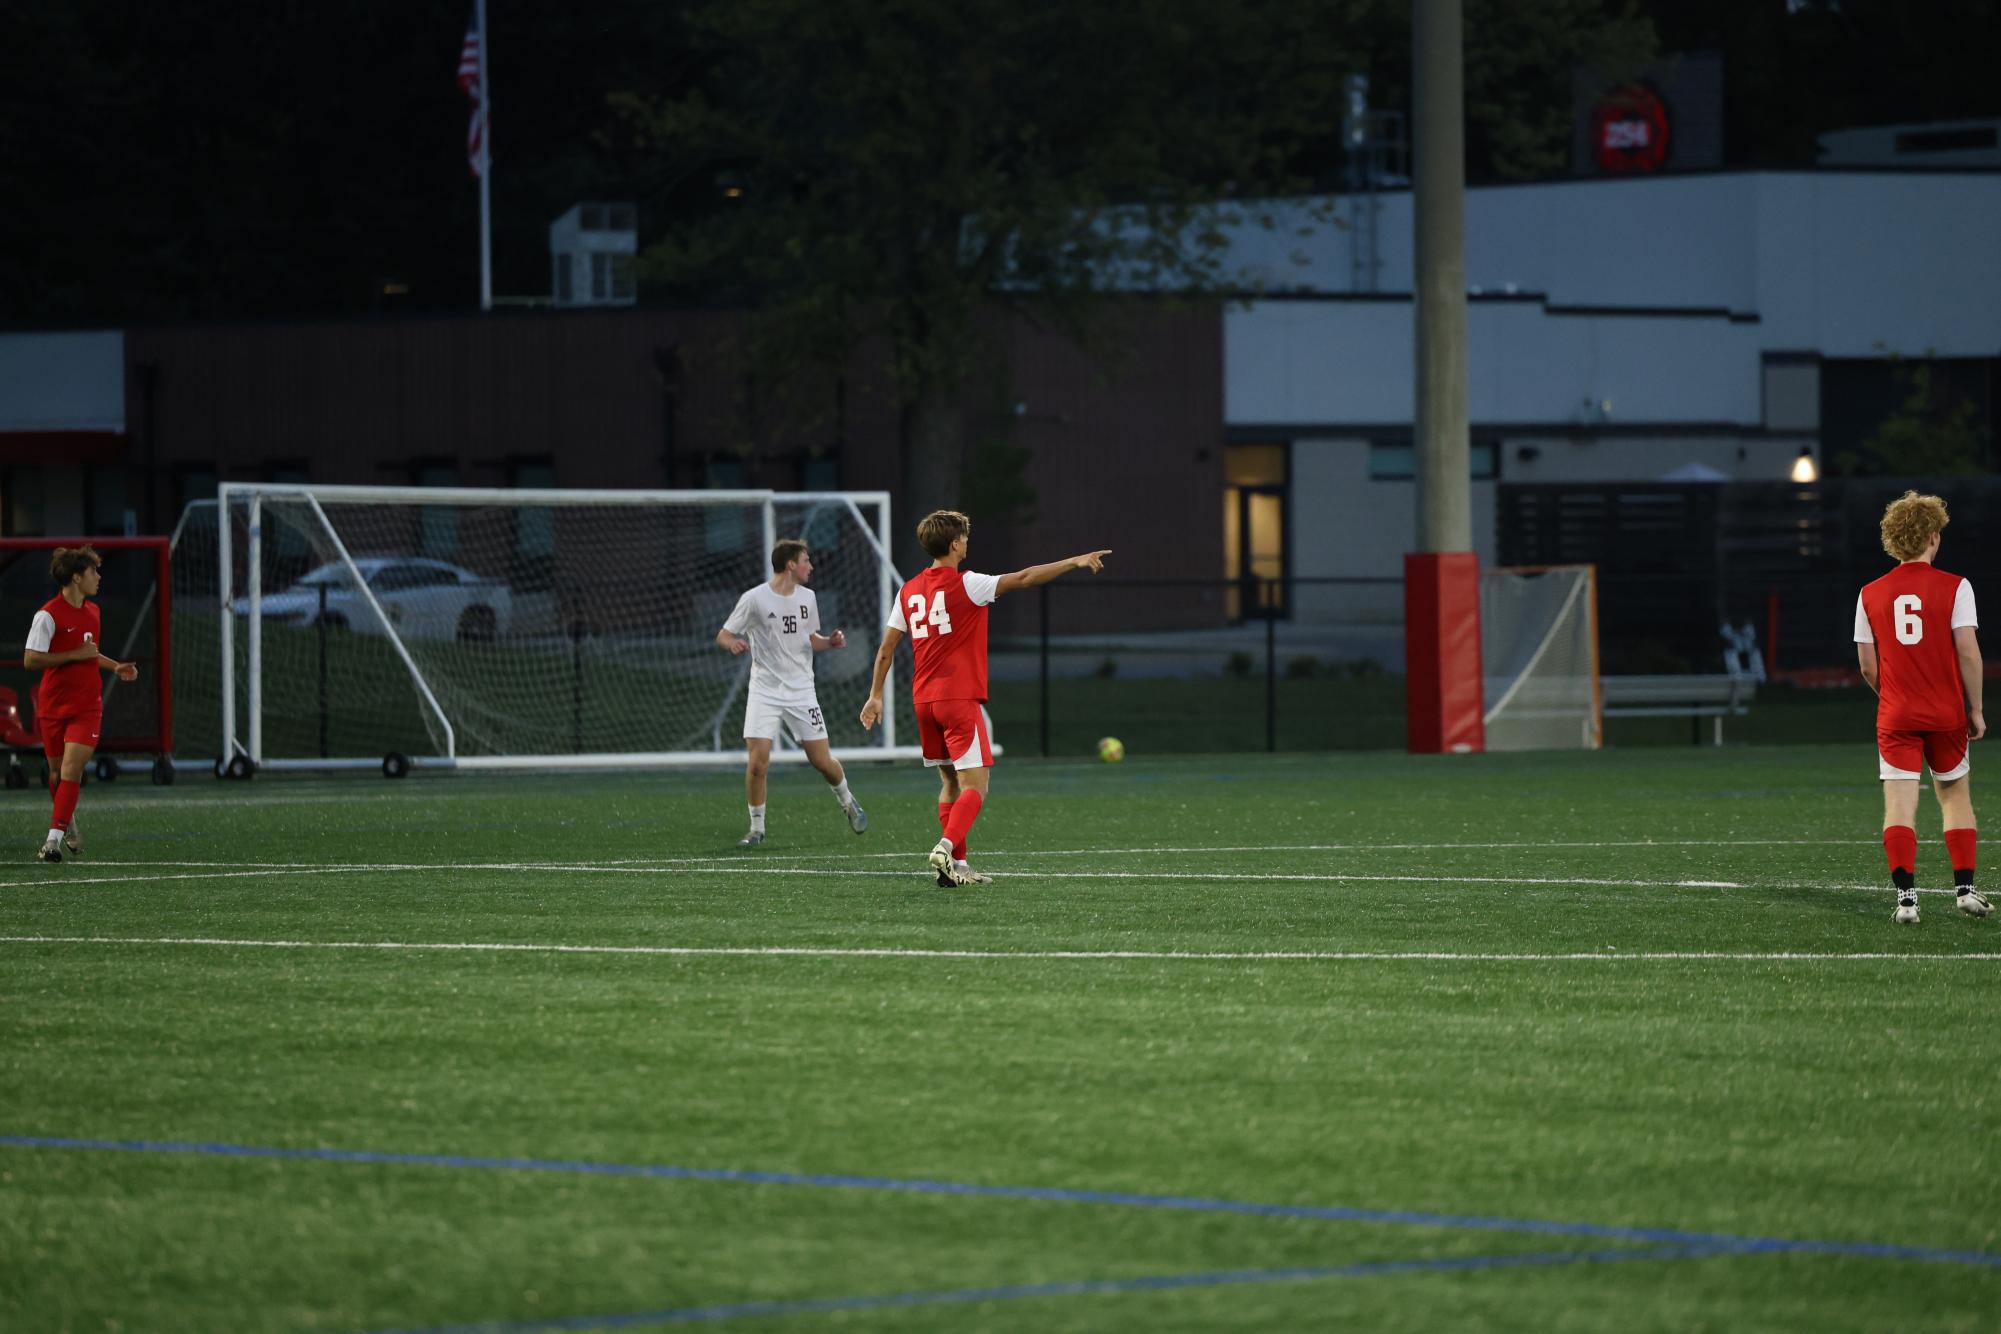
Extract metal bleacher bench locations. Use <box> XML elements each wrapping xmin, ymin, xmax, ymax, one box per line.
<box><xmin>1599</xmin><ymin>673</ymin><xmax>1757</xmax><ymax>746</ymax></box>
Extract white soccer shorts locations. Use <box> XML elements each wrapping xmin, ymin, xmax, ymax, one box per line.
<box><xmin>743</xmin><ymin>693</ymin><xmax>829</xmax><ymax>744</ymax></box>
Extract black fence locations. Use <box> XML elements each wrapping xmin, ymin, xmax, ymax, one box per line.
<box><xmin>989</xmin><ymin>577</ymin><xmax>1404</xmax><ymax>759</ymax></box>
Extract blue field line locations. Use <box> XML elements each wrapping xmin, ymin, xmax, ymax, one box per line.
<box><xmin>6</xmin><ymin>1134</ymin><xmax>1999</xmax><ymax>1271</ymax></box>
<box><xmin>357</xmin><ymin>1244</ymin><xmax>1724</xmax><ymax>1333</ymax></box>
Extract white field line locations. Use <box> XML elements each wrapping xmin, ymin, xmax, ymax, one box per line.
<box><xmin>0</xmin><ymin>860</ymin><xmax>1965</xmax><ymax>897</ymax></box>
<box><xmin>2</xmin><ymin>935</ymin><xmax>1997</xmax><ymax>963</ymax></box>
<box><xmin>76</xmin><ymin>839</ymin><xmax>1863</xmax><ymax>869</ymax></box>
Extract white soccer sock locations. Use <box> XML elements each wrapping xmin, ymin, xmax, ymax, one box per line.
<box><xmin>830</xmin><ymin>778</ymin><xmax>855</xmax><ymax>810</ymax></box>
<box><xmin>748</xmin><ymin>804</ymin><xmax>766</xmax><ymax>833</ymax></box>
<box><xmin>46</xmin><ymin>828</ymin><xmax>63</xmax><ymax>843</ymax></box>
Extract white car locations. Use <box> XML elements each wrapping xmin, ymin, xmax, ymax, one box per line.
<box><xmin>239</xmin><ymin>557</ymin><xmax>513</xmax><ymax>642</ymax></box>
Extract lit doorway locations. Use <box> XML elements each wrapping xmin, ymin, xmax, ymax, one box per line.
<box><xmin>1224</xmin><ymin>442</ymin><xmax>1288</xmax><ymax>620</ymax></box>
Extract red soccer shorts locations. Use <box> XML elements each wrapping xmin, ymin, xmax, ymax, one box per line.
<box><xmin>1877</xmin><ymin>726</ymin><xmax>1969</xmax><ymax>782</ymax></box>
<box><xmin>916</xmin><ymin>698</ymin><xmax>994</xmax><ymax>771</ymax></box>
<box><xmin>40</xmin><ymin>713</ymin><xmax>103</xmax><ymax>759</ymax></box>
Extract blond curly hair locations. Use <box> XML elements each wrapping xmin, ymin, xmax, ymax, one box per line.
<box><xmin>1880</xmin><ymin>490</ymin><xmax>1949</xmax><ymax>562</ymax></box>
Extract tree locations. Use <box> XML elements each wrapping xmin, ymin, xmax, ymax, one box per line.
<box><xmin>616</xmin><ymin>0</ymin><xmax>1357</xmax><ymax>556</ymax></box>
<box><xmin>616</xmin><ymin>0</ymin><xmax>1655</xmax><ymax>554</ymax></box>
<box><xmin>1839</xmin><ymin>358</ymin><xmax>1990</xmax><ymax>477</ymax></box>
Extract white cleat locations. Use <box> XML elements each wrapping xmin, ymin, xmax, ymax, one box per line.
<box><xmin>1957</xmin><ymin>889</ymin><xmax>1993</xmax><ymax>919</ymax></box>
<box><xmin>35</xmin><ymin>840</ymin><xmax>61</xmax><ymax>864</ymax></box>
<box><xmin>737</xmin><ymin>830</ymin><xmax>766</xmax><ymax>848</ymax></box>
<box><xmin>1893</xmin><ymin>898</ymin><xmax>1921</xmax><ymax>925</ymax></box>
<box><xmin>847</xmin><ymin>803</ymin><xmax>868</xmax><ymax>835</ymax></box>
<box><xmin>953</xmin><ymin>860</ymin><xmax>993</xmax><ymax>885</ymax></box>
<box><xmin>62</xmin><ymin>816</ymin><xmax>81</xmax><ymax>857</ymax></box>
<box><xmin>928</xmin><ymin>838</ymin><xmax>970</xmax><ymax>886</ymax></box>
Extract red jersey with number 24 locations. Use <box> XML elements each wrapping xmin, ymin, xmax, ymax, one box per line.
<box><xmin>889</xmin><ymin>566</ymin><xmax>1001</xmax><ymax>703</ymax></box>
<box><xmin>27</xmin><ymin>595</ymin><xmax>104</xmax><ymax>720</ymax></box>
<box><xmin>1855</xmin><ymin>563</ymin><xmax>1978</xmax><ymax>732</ymax></box>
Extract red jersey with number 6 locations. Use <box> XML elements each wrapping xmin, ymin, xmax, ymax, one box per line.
<box><xmin>27</xmin><ymin>595</ymin><xmax>104</xmax><ymax>721</ymax></box>
<box><xmin>889</xmin><ymin>566</ymin><xmax>1001</xmax><ymax>703</ymax></box>
<box><xmin>1855</xmin><ymin>563</ymin><xmax>1978</xmax><ymax>732</ymax></box>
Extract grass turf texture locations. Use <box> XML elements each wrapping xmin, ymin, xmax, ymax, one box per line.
<box><xmin>2</xmin><ymin>746</ymin><xmax>1997</xmax><ymax>1332</ymax></box>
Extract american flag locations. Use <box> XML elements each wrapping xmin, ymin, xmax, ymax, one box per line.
<box><xmin>457</xmin><ymin>9</ymin><xmax>486</xmax><ymax>178</ymax></box>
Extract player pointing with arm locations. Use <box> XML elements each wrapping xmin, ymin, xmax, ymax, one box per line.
<box><xmin>1855</xmin><ymin>491</ymin><xmax>1992</xmax><ymax>924</ymax></box>
<box><xmin>716</xmin><ymin>539</ymin><xmax>866</xmax><ymax>847</ymax></box>
<box><xmin>24</xmin><ymin>546</ymin><xmax>138</xmax><ymax>863</ymax></box>
<box><xmin>859</xmin><ymin>509</ymin><xmax>1108</xmax><ymax>886</ymax></box>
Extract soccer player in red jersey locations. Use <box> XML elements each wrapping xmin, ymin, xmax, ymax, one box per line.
<box><xmin>23</xmin><ymin>546</ymin><xmax>138</xmax><ymax>863</ymax></box>
<box><xmin>859</xmin><ymin>510</ymin><xmax>1109</xmax><ymax>886</ymax></box>
<box><xmin>1855</xmin><ymin>492</ymin><xmax>1993</xmax><ymax>924</ymax></box>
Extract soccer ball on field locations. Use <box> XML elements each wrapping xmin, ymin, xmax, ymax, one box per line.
<box><xmin>1096</xmin><ymin>736</ymin><xmax>1125</xmax><ymax>763</ymax></box>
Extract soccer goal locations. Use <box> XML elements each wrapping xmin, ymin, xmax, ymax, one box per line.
<box><xmin>208</xmin><ymin>484</ymin><xmax>921</xmax><ymax>774</ymax></box>
<box><xmin>1480</xmin><ymin>564</ymin><xmax>1601</xmax><ymax>751</ymax></box>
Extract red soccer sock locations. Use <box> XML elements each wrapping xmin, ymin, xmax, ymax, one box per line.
<box><xmin>51</xmin><ymin>780</ymin><xmax>80</xmax><ymax>832</ymax></box>
<box><xmin>1945</xmin><ymin>827</ymin><xmax>1977</xmax><ymax>876</ymax></box>
<box><xmin>939</xmin><ymin>800</ymin><xmax>965</xmax><ymax>860</ymax></box>
<box><xmin>943</xmin><ymin>790</ymin><xmax>984</xmax><ymax>853</ymax></box>
<box><xmin>1884</xmin><ymin>825</ymin><xmax>1918</xmax><ymax>887</ymax></box>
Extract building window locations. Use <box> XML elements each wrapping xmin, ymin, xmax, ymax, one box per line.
<box><xmin>1223</xmin><ymin>442</ymin><xmax>1288</xmax><ymax>620</ymax></box>
<box><xmin>1368</xmin><ymin>439</ymin><xmax>1500</xmax><ymax>481</ymax></box>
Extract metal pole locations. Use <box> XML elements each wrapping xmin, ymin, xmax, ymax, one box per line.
<box><xmin>219</xmin><ymin>486</ymin><xmax>235</xmax><ymax>760</ymax></box>
<box><xmin>317</xmin><ymin>583</ymin><xmax>329</xmax><ymax>758</ymax></box>
<box><xmin>247</xmin><ymin>493</ymin><xmax>262</xmax><ymax>766</ymax></box>
<box><xmin>476</xmin><ymin>0</ymin><xmax>493</xmax><ymax>311</ymax></box>
<box><xmin>1413</xmin><ymin>0</ymin><xmax>1470</xmax><ymax>553</ymax></box>
<box><xmin>1038</xmin><ymin>583</ymin><xmax>1051</xmax><ymax>757</ymax></box>
<box><xmin>1265</xmin><ymin>604</ymin><xmax>1277</xmax><ymax>753</ymax></box>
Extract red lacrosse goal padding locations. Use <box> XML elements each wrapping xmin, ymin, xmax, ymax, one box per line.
<box><xmin>0</xmin><ymin>537</ymin><xmax>173</xmax><ymax>755</ymax></box>
<box><xmin>1404</xmin><ymin>550</ymin><xmax>1485</xmax><ymax>754</ymax></box>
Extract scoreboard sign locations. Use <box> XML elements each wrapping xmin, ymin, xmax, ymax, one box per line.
<box><xmin>1591</xmin><ymin>83</ymin><xmax>1672</xmax><ymax>173</ymax></box>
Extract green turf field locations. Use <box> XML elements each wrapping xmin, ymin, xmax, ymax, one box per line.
<box><xmin>3</xmin><ymin>746</ymin><xmax>1997</xmax><ymax>1332</ymax></box>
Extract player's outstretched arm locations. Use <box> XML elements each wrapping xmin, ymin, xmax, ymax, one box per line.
<box><xmin>1955</xmin><ymin>626</ymin><xmax>1985</xmax><ymax>740</ymax></box>
<box><xmin>994</xmin><ymin>550</ymin><xmax>1112</xmax><ymax>599</ymax></box>
<box><xmin>715</xmin><ymin>628</ymin><xmax>748</xmax><ymax>655</ymax></box>
<box><xmin>859</xmin><ymin>627</ymin><xmax>905</xmax><ymax>730</ymax></box>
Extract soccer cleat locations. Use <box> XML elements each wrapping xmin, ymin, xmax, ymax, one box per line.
<box><xmin>954</xmin><ymin>860</ymin><xmax>993</xmax><ymax>885</ymax></box>
<box><xmin>847</xmin><ymin>803</ymin><xmax>868</xmax><ymax>835</ymax></box>
<box><xmin>62</xmin><ymin>816</ymin><xmax>81</xmax><ymax>857</ymax></box>
<box><xmin>928</xmin><ymin>837</ymin><xmax>970</xmax><ymax>886</ymax></box>
<box><xmin>1957</xmin><ymin>889</ymin><xmax>1994</xmax><ymax>919</ymax></box>
<box><xmin>737</xmin><ymin>830</ymin><xmax>766</xmax><ymax>847</ymax></box>
<box><xmin>1892</xmin><ymin>898</ymin><xmax>1921</xmax><ymax>924</ymax></box>
<box><xmin>35</xmin><ymin>841</ymin><xmax>61</xmax><ymax>864</ymax></box>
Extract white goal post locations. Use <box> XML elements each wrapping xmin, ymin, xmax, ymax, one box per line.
<box><xmin>1480</xmin><ymin>564</ymin><xmax>1602</xmax><ymax>751</ymax></box>
<box><xmin>216</xmin><ymin>483</ymin><xmax>929</xmax><ymax>772</ymax></box>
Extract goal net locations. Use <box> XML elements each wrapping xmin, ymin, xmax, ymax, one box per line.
<box><xmin>208</xmin><ymin>484</ymin><xmax>920</xmax><ymax>771</ymax></box>
<box><xmin>1480</xmin><ymin>564</ymin><xmax>1600</xmax><ymax>751</ymax></box>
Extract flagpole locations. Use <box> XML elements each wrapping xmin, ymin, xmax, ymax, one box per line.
<box><xmin>477</xmin><ymin>0</ymin><xmax>492</xmax><ymax>311</ymax></box>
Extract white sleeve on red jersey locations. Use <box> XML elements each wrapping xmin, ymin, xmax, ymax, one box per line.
<box><xmin>1853</xmin><ymin>593</ymin><xmax>1874</xmax><ymax>644</ymax></box>
<box><xmin>961</xmin><ymin>571</ymin><xmax>1000</xmax><ymax>606</ymax></box>
<box><xmin>722</xmin><ymin>588</ymin><xmax>757</xmax><ymax>636</ymax></box>
<box><xmin>886</xmin><ymin>593</ymin><xmax>909</xmax><ymax>632</ymax></box>
<box><xmin>26</xmin><ymin>610</ymin><xmax>55</xmax><ymax>653</ymax></box>
<box><xmin>1952</xmin><ymin>578</ymin><xmax>1978</xmax><ymax>629</ymax></box>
